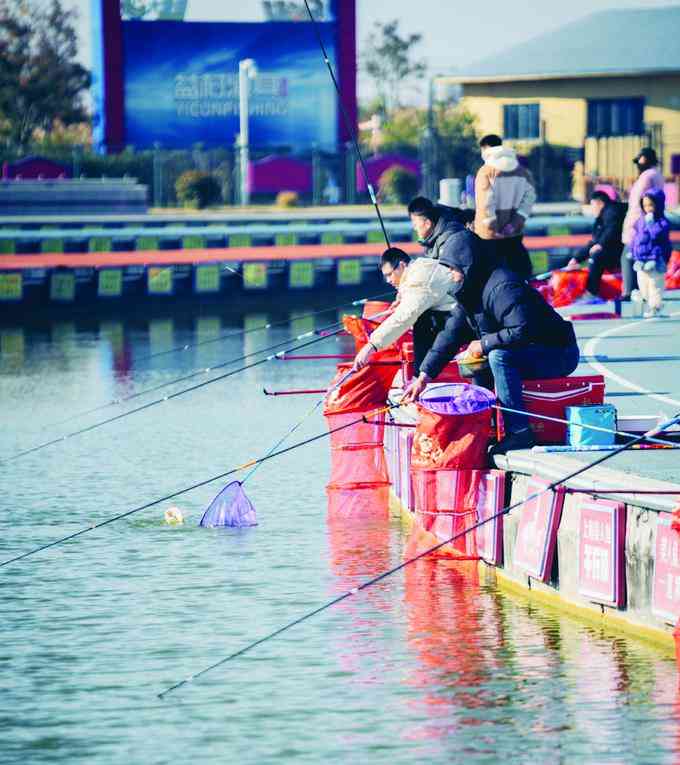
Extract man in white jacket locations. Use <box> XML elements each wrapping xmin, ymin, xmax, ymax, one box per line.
<box><xmin>352</xmin><ymin>248</ymin><xmax>458</xmax><ymax>372</ymax></box>
<box><xmin>474</xmin><ymin>134</ymin><xmax>536</xmax><ymax>278</ymax></box>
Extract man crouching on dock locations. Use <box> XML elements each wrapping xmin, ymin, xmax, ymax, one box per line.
<box><xmin>402</xmin><ymin>238</ymin><xmax>581</xmax><ymax>455</ymax></box>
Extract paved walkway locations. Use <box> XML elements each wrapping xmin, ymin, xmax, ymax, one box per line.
<box><xmin>500</xmin><ymin>292</ymin><xmax>680</xmax><ymax>501</ymax></box>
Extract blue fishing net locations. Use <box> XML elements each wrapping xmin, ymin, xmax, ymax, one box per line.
<box><xmin>199</xmin><ymin>481</ymin><xmax>258</xmax><ymax>528</ymax></box>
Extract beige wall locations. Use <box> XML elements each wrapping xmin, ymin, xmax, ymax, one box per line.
<box><xmin>457</xmin><ymin>74</ymin><xmax>680</xmax><ymax>175</ymax></box>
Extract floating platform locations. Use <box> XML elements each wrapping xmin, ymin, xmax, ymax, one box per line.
<box><xmin>3</xmin><ymin>232</ymin><xmax>678</xmax><ymax>313</ymax></box>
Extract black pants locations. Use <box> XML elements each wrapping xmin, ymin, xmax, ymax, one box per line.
<box><xmin>584</xmin><ymin>247</ymin><xmax>622</xmax><ymax>295</ymax></box>
<box><xmin>413</xmin><ymin>309</ymin><xmax>451</xmax><ymax>376</ymax></box>
<box><xmin>480</xmin><ymin>237</ymin><xmax>533</xmax><ymax>279</ymax></box>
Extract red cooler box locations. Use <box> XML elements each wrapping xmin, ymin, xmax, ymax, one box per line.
<box><xmin>498</xmin><ymin>375</ymin><xmax>605</xmax><ymax>444</ymax></box>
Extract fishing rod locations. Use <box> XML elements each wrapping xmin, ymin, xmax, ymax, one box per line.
<box><xmin>1</xmin><ymin>324</ymin><xmax>349</xmax><ymax>465</ymax></box>
<box><xmin>42</xmin><ymin>291</ymin><xmax>392</xmax><ymax>431</ymax></box>
<box><xmin>303</xmin><ymin>0</ymin><xmax>390</xmax><ymax>248</ymax></box>
<box><xmin>156</xmin><ymin>410</ymin><xmax>680</xmax><ymax>700</ymax></box>
<box><xmin>0</xmin><ymin>403</ymin><xmax>398</xmax><ymax>569</ymax></box>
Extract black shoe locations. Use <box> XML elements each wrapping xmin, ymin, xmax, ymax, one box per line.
<box><xmin>619</xmin><ymin>294</ymin><xmax>631</xmax><ymax>303</ymax></box>
<box><xmin>489</xmin><ymin>429</ymin><xmax>535</xmax><ymax>457</ymax></box>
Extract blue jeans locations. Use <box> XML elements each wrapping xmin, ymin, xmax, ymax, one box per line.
<box><xmin>488</xmin><ymin>343</ymin><xmax>581</xmax><ymax>433</ymax></box>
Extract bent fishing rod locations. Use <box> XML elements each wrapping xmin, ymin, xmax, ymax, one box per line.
<box><xmin>1</xmin><ymin>322</ymin><xmax>349</xmax><ymax>465</ymax></box>
<box><xmin>0</xmin><ymin>403</ymin><xmax>397</xmax><ymax>569</ymax></box>
<box><xmin>303</xmin><ymin>0</ymin><xmax>390</xmax><ymax>248</ymax></box>
<box><xmin>44</xmin><ymin>291</ymin><xmax>392</xmax><ymax>431</ymax></box>
<box><xmin>156</xmin><ymin>411</ymin><xmax>680</xmax><ymax>699</ymax></box>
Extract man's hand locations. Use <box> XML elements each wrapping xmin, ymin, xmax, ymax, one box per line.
<box><xmin>402</xmin><ymin>373</ymin><xmax>430</xmax><ymax>404</ymax></box>
<box><xmin>466</xmin><ymin>340</ymin><xmax>484</xmax><ymax>358</ymax></box>
<box><xmin>565</xmin><ymin>257</ymin><xmax>581</xmax><ymax>271</ymax></box>
<box><xmin>352</xmin><ymin>342</ymin><xmax>376</xmax><ymax>371</ymax></box>
<box><xmin>589</xmin><ymin>243</ymin><xmax>603</xmax><ymax>256</ymax></box>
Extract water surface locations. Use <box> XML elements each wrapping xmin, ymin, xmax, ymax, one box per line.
<box><xmin>2</xmin><ymin>303</ymin><xmax>679</xmax><ymax>764</ymax></box>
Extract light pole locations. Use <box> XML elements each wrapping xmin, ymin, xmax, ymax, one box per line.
<box><xmin>238</xmin><ymin>58</ymin><xmax>257</xmax><ymax>206</ymax></box>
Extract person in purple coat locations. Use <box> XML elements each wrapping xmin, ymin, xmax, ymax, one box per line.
<box><xmin>630</xmin><ymin>188</ymin><xmax>672</xmax><ymax>318</ymax></box>
<box><xmin>621</xmin><ymin>147</ymin><xmax>665</xmax><ymax>299</ymax></box>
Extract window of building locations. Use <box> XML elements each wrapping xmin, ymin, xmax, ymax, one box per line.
<box><xmin>503</xmin><ymin>103</ymin><xmax>540</xmax><ymax>140</ymax></box>
<box><xmin>587</xmin><ymin>98</ymin><xmax>644</xmax><ymax>137</ymax></box>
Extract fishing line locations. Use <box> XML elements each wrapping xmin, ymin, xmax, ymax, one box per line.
<box><xmin>0</xmin><ymin>403</ymin><xmax>399</xmax><ymax>569</ymax></box>
<box><xmin>113</xmin><ymin>291</ymin><xmax>392</xmax><ymax>366</ymax></box>
<box><xmin>242</xmin><ymin>366</ymin><xmax>356</xmax><ymax>484</ymax></box>
<box><xmin>43</xmin><ymin>291</ymin><xmax>392</xmax><ymax>431</ymax></box>
<box><xmin>156</xmin><ymin>411</ymin><xmax>680</xmax><ymax>699</ymax></box>
<box><xmin>1</xmin><ymin>326</ymin><xmax>349</xmax><ymax>465</ymax></box>
<box><xmin>40</xmin><ymin>321</ymin><xmax>342</xmax><ymax>431</ymax></box>
<box><xmin>303</xmin><ymin>0</ymin><xmax>390</xmax><ymax>248</ymax></box>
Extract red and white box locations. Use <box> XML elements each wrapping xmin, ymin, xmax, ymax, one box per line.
<box><xmin>577</xmin><ymin>496</ymin><xmax>626</xmax><ymax>607</ymax></box>
<box><xmin>498</xmin><ymin>375</ymin><xmax>605</xmax><ymax>445</ymax></box>
<box><xmin>476</xmin><ymin>470</ymin><xmax>507</xmax><ymax>566</ymax></box>
<box><xmin>513</xmin><ymin>476</ymin><xmax>565</xmax><ymax>581</ymax></box>
<box><xmin>652</xmin><ymin>515</ymin><xmax>680</xmax><ymax>623</ymax></box>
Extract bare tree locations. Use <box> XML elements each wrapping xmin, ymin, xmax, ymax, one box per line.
<box><xmin>361</xmin><ymin>20</ymin><xmax>427</xmax><ymax>114</ymax></box>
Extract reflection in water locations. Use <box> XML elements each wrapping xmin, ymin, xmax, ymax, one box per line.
<box><xmin>326</xmin><ymin>486</ymin><xmax>392</xmax><ymax>680</ymax></box>
<box><xmin>0</xmin><ymin>328</ymin><xmax>25</xmax><ymax>369</ymax></box>
<box><xmin>148</xmin><ymin>318</ymin><xmax>174</xmax><ymax>355</ymax></box>
<box><xmin>195</xmin><ymin>316</ymin><xmax>221</xmax><ymax>342</ymax></box>
<box><xmin>403</xmin><ymin>559</ymin><xmax>504</xmax><ymax>741</ymax></box>
<box><xmin>100</xmin><ymin>320</ymin><xmax>132</xmax><ymax>383</ymax></box>
<box><xmin>52</xmin><ymin>321</ymin><xmax>76</xmax><ymax>348</ymax></box>
<box><xmin>289</xmin><ymin>310</ymin><xmax>315</xmax><ymax>338</ymax></box>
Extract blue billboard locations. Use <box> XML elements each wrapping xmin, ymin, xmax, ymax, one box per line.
<box><xmin>122</xmin><ymin>20</ymin><xmax>338</xmax><ymax>150</ymax></box>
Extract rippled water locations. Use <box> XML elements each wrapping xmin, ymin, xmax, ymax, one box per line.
<box><xmin>2</xmin><ymin>302</ymin><xmax>679</xmax><ymax>764</ymax></box>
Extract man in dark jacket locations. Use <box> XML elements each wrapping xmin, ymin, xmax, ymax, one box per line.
<box><xmin>407</xmin><ymin>196</ymin><xmax>475</xmax><ymax>262</ymax></box>
<box><xmin>403</xmin><ymin>236</ymin><xmax>581</xmax><ymax>455</ymax></box>
<box><xmin>565</xmin><ymin>190</ymin><xmax>626</xmax><ymax>299</ymax></box>
<box><xmin>403</xmin><ymin>196</ymin><xmax>478</xmax><ymax>371</ymax></box>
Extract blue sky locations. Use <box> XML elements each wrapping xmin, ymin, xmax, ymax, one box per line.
<box><xmin>66</xmin><ymin>0</ymin><xmax>679</xmax><ymax>103</ymax></box>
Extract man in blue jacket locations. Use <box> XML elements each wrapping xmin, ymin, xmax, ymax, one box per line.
<box><xmin>403</xmin><ymin>238</ymin><xmax>581</xmax><ymax>455</ymax></box>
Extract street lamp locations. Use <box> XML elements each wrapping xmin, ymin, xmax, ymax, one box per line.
<box><xmin>238</xmin><ymin>58</ymin><xmax>257</xmax><ymax>206</ymax></box>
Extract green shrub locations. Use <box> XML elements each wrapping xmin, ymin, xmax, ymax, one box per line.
<box><xmin>378</xmin><ymin>165</ymin><xmax>419</xmax><ymax>204</ymax></box>
<box><xmin>276</xmin><ymin>190</ymin><xmax>299</xmax><ymax>208</ymax></box>
<box><xmin>175</xmin><ymin>170</ymin><xmax>222</xmax><ymax>208</ymax></box>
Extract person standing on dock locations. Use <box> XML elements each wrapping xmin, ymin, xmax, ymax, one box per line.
<box><xmin>565</xmin><ymin>190</ymin><xmax>626</xmax><ymax>300</ymax></box>
<box><xmin>474</xmin><ymin>134</ymin><xmax>536</xmax><ymax>279</ymax></box>
<box><xmin>402</xmin><ymin>242</ymin><xmax>580</xmax><ymax>455</ymax></box>
<box><xmin>621</xmin><ymin>147</ymin><xmax>665</xmax><ymax>300</ymax></box>
<box><xmin>352</xmin><ymin>247</ymin><xmax>462</xmax><ymax>374</ymax></box>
